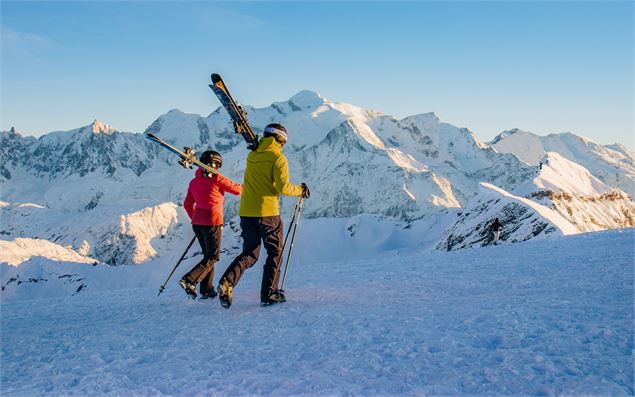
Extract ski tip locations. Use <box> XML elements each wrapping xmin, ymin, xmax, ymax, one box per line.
<box><xmin>211</xmin><ymin>73</ymin><xmax>222</xmax><ymax>84</ymax></box>
<box><xmin>146</xmin><ymin>133</ymin><xmax>158</xmax><ymax>139</ymax></box>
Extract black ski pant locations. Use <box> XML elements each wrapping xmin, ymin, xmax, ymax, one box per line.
<box><xmin>183</xmin><ymin>224</ymin><xmax>222</xmax><ymax>295</ymax></box>
<box><xmin>221</xmin><ymin>216</ymin><xmax>283</xmax><ymax>301</ymax></box>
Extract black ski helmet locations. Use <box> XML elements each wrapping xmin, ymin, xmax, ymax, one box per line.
<box><xmin>199</xmin><ymin>150</ymin><xmax>222</xmax><ymax>169</ymax></box>
<box><xmin>263</xmin><ymin>123</ymin><xmax>288</xmax><ymax>144</ymax></box>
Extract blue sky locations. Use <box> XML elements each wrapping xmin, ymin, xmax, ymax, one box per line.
<box><xmin>1</xmin><ymin>1</ymin><xmax>633</xmax><ymax>147</ymax></box>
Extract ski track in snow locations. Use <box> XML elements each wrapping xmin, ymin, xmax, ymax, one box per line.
<box><xmin>1</xmin><ymin>230</ymin><xmax>633</xmax><ymax>396</ymax></box>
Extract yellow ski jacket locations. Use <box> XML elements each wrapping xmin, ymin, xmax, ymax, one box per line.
<box><xmin>238</xmin><ymin>136</ymin><xmax>303</xmax><ymax>217</ymax></box>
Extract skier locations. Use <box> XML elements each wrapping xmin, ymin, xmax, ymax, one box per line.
<box><xmin>490</xmin><ymin>218</ymin><xmax>504</xmax><ymax>242</ymax></box>
<box><xmin>179</xmin><ymin>150</ymin><xmax>242</xmax><ymax>300</ymax></box>
<box><xmin>217</xmin><ymin>123</ymin><xmax>310</xmax><ymax>308</ymax></box>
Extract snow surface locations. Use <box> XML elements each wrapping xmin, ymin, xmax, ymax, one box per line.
<box><xmin>0</xmin><ymin>238</ymin><xmax>96</xmax><ymax>267</ymax></box>
<box><xmin>0</xmin><ymin>213</ymin><xmax>453</xmax><ymax>302</ymax></box>
<box><xmin>1</xmin><ymin>229</ymin><xmax>633</xmax><ymax>396</ymax></box>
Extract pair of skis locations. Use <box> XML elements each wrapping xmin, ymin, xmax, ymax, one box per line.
<box><xmin>146</xmin><ymin>133</ymin><xmax>219</xmax><ymax>175</ymax></box>
<box><xmin>209</xmin><ymin>74</ymin><xmax>259</xmax><ymax>150</ymax></box>
<box><xmin>146</xmin><ymin>73</ymin><xmax>257</xmax><ymax>174</ymax></box>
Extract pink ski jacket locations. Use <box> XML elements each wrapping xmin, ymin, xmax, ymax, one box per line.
<box><xmin>183</xmin><ymin>168</ymin><xmax>242</xmax><ymax>226</ymax></box>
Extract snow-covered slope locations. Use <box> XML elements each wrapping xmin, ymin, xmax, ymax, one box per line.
<box><xmin>491</xmin><ymin>128</ymin><xmax>635</xmax><ymax>196</ymax></box>
<box><xmin>514</xmin><ymin>152</ymin><xmax>610</xmax><ymax>197</ymax></box>
<box><xmin>1</xmin><ymin>201</ymin><xmax>185</xmax><ymax>266</ymax></box>
<box><xmin>1</xmin><ymin>229</ymin><xmax>632</xmax><ymax>395</ymax></box>
<box><xmin>513</xmin><ymin>152</ymin><xmax>635</xmax><ymax>232</ymax></box>
<box><xmin>0</xmin><ymin>211</ymin><xmax>455</xmax><ymax>302</ymax></box>
<box><xmin>0</xmin><ymin>238</ymin><xmax>100</xmax><ymax>300</ymax></box>
<box><xmin>437</xmin><ymin>183</ymin><xmax>577</xmax><ymax>251</ymax></box>
<box><xmin>0</xmin><ymin>238</ymin><xmax>97</xmax><ymax>267</ymax></box>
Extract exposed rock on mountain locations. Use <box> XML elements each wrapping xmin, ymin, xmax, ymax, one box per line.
<box><xmin>437</xmin><ymin>183</ymin><xmax>578</xmax><ymax>251</ymax></box>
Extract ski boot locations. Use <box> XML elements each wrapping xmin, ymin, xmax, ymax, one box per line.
<box><xmin>261</xmin><ymin>290</ymin><xmax>286</xmax><ymax>307</ymax></box>
<box><xmin>217</xmin><ymin>279</ymin><xmax>233</xmax><ymax>309</ymax></box>
<box><xmin>179</xmin><ymin>279</ymin><xmax>197</xmax><ymax>300</ymax></box>
<box><xmin>199</xmin><ymin>289</ymin><xmax>218</xmax><ymax>300</ymax></box>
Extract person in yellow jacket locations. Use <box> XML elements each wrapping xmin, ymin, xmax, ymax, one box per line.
<box><xmin>218</xmin><ymin>123</ymin><xmax>310</xmax><ymax>308</ymax></box>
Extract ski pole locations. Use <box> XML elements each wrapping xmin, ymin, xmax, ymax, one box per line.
<box><xmin>158</xmin><ymin>235</ymin><xmax>197</xmax><ymax>296</ymax></box>
<box><xmin>280</xmin><ymin>198</ymin><xmax>301</xmax><ymax>257</ymax></box>
<box><xmin>274</xmin><ymin>197</ymin><xmax>301</xmax><ymax>293</ymax></box>
<box><xmin>280</xmin><ymin>197</ymin><xmax>304</xmax><ymax>291</ymax></box>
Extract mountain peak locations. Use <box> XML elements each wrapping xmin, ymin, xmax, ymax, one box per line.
<box><xmin>556</xmin><ymin>131</ymin><xmax>597</xmax><ymax>146</ymax></box>
<box><xmin>287</xmin><ymin>90</ymin><xmax>326</xmax><ymax>109</ymax></box>
<box><xmin>489</xmin><ymin>128</ymin><xmax>534</xmax><ymax>145</ymax></box>
<box><xmin>605</xmin><ymin>143</ymin><xmax>635</xmax><ymax>160</ymax></box>
<box><xmin>88</xmin><ymin>119</ymin><xmax>115</xmax><ymax>135</ymax></box>
<box><xmin>402</xmin><ymin>112</ymin><xmax>439</xmax><ymax>124</ymax></box>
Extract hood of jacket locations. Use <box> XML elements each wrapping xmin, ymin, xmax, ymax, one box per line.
<box><xmin>256</xmin><ymin>136</ymin><xmax>283</xmax><ymax>154</ymax></box>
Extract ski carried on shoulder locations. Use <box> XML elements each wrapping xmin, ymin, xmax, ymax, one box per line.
<box><xmin>145</xmin><ymin>133</ymin><xmax>219</xmax><ymax>175</ymax></box>
<box><xmin>209</xmin><ymin>73</ymin><xmax>259</xmax><ymax>150</ymax></box>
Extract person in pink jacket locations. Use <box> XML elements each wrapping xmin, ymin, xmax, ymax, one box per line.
<box><xmin>179</xmin><ymin>150</ymin><xmax>242</xmax><ymax>300</ymax></box>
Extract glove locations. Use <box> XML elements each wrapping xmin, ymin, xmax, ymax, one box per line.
<box><xmin>301</xmin><ymin>183</ymin><xmax>310</xmax><ymax>199</ymax></box>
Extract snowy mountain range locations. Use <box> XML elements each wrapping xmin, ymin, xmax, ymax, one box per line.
<box><xmin>490</xmin><ymin>128</ymin><xmax>635</xmax><ymax>197</ymax></box>
<box><xmin>1</xmin><ymin>90</ymin><xmax>633</xmax><ymax>300</ymax></box>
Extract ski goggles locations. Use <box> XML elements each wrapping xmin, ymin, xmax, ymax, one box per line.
<box><xmin>264</xmin><ymin>126</ymin><xmax>288</xmax><ymax>143</ymax></box>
